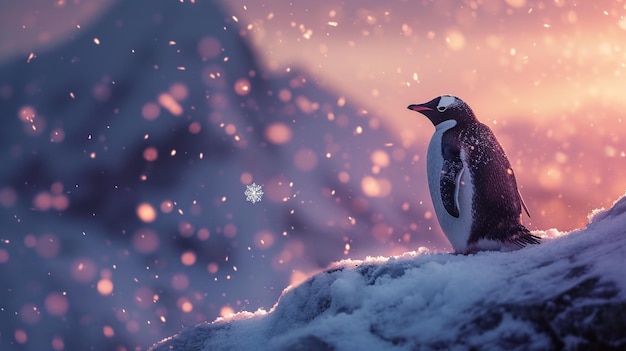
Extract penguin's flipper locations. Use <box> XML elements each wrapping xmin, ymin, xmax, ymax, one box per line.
<box><xmin>440</xmin><ymin>158</ymin><xmax>463</xmax><ymax>218</ymax></box>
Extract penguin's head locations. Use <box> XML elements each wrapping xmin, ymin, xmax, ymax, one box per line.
<box><xmin>407</xmin><ymin>95</ymin><xmax>475</xmax><ymax>126</ymax></box>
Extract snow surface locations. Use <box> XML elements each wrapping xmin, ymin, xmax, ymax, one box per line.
<box><xmin>150</xmin><ymin>192</ymin><xmax>626</xmax><ymax>351</ymax></box>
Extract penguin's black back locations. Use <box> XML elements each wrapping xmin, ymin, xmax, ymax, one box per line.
<box><xmin>456</xmin><ymin>121</ymin><xmax>528</xmax><ymax>244</ymax></box>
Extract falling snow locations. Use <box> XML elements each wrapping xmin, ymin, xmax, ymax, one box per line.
<box><xmin>151</xmin><ymin>195</ymin><xmax>626</xmax><ymax>350</ymax></box>
<box><xmin>1</xmin><ymin>1</ymin><xmax>625</xmax><ymax>351</ymax></box>
<box><xmin>244</xmin><ymin>182</ymin><xmax>264</xmax><ymax>204</ymax></box>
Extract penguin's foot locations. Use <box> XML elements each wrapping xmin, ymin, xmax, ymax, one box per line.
<box><xmin>459</xmin><ymin>226</ymin><xmax>541</xmax><ymax>254</ymax></box>
<box><xmin>507</xmin><ymin>232</ymin><xmax>541</xmax><ymax>248</ymax></box>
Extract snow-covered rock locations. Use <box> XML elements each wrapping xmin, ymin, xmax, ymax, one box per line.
<box><xmin>149</xmin><ymin>193</ymin><xmax>626</xmax><ymax>351</ymax></box>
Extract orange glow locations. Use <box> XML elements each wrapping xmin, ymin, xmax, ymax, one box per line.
<box><xmin>136</xmin><ymin>203</ymin><xmax>157</xmax><ymax>223</ymax></box>
<box><xmin>141</xmin><ymin>102</ymin><xmax>160</xmax><ymax>120</ymax></box>
<box><xmin>445</xmin><ymin>29</ymin><xmax>465</xmax><ymax>51</ymax></box>
<box><xmin>361</xmin><ymin>176</ymin><xmax>392</xmax><ymax>198</ymax></box>
<box><xmin>337</xmin><ymin>171</ymin><xmax>350</xmax><ymax>183</ymax></box>
<box><xmin>32</xmin><ymin>184</ymin><xmax>69</xmax><ymax>212</ymax></box>
<box><xmin>240</xmin><ymin>172</ymin><xmax>253</xmax><ymax>184</ymax></box>
<box><xmin>180</xmin><ymin>251</ymin><xmax>197</xmax><ymax>266</ymax></box>
<box><xmin>505</xmin><ymin>0</ymin><xmax>527</xmax><ymax>8</ymax></box>
<box><xmin>224</xmin><ymin>123</ymin><xmax>237</xmax><ymax>135</ymax></box>
<box><xmin>179</xmin><ymin>299</ymin><xmax>193</xmax><ymax>313</ymax></box>
<box><xmin>97</xmin><ymin>279</ymin><xmax>114</xmax><ymax>296</ymax></box>
<box><xmin>278</xmin><ymin>88</ymin><xmax>292</xmax><ymax>102</ymax></box>
<box><xmin>265</xmin><ymin>122</ymin><xmax>293</xmax><ymax>144</ymax></box>
<box><xmin>169</xmin><ymin>82</ymin><xmax>188</xmax><ymax>101</ymax></box>
<box><xmin>33</xmin><ymin>192</ymin><xmax>52</xmax><ymax>210</ymax></box>
<box><xmin>370</xmin><ymin>150</ymin><xmax>390</xmax><ymax>168</ymax></box>
<box><xmin>188</xmin><ymin>121</ymin><xmax>202</xmax><ymax>134</ymax></box>
<box><xmin>234</xmin><ymin>78</ymin><xmax>251</xmax><ymax>96</ymax></box>
<box><xmin>51</xmin><ymin>336</ymin><xmax>65</xmax><ymax>351</ymax></box>
<box><xmin>197</xmin><ymin>228</ymin><xmax>211</xmax><ymax>240</ymax></box>
<box><xmin>18</xmin><ymin>105</ymin><xmax>36</xmax><ymax>123</ymax></box>
<box><xmin>44</xmin><ymin>292</ymin><xmax>69</xmax><ymax>316</ymax></box>
<box><xmin>50</xmin><ymin>128</ymin><xmax>65</xmax><ymax>143</ymax></box>
<box><xmin>52</xmin><ymin>195</ymin><xmax>69</xmax><ymax>211</ymax></box>
<box><xmin>295</xmin><ymin>95</ymin><xmax>318</xmax><ymax>114</ymax></box>
<box><xmin>102</xmin><ymin>325</ymin><xmax>114</xmax><ymax>338</ymax></box>
<box><xmin>14</xmin><ymin>329</ymin><xmax>27</xmax><ymax>344</ymax></box>
<box><xmin>289</xmin><ymin>270</ymin><xmax>309</xmax><ymax>287</ymax></box>
<box><xmin>171</xmin><ymin>273</ymin><xmax>190</xmax><ymax>290</ymax></box>
<box><xmin>143</xmin><ymin>147</ymin><xmax>158</xmax><ymax>162</ymax></box>
<box><xmin>24</xmin><ymin>234</ymin><xmax>37</xmax><ymax>248</ymax></box>
<box><xmin>207</xmin><ymin>262</ymin><xmax>219</xmax><ymax>274</ymax></box>
<box><xmin>220</xmin><ymin>306</ymin><xmax>235</xmax><ymax>317</ymax></box>
<box><xmin>220</xmin><ymin>0</ymin><xmax>626</xmax><ymax>234</ymax></box>
<box><xmin>19</xmin><ymin>304</ymin><xmax>40</xmax><ymax>324</ymax></box>
<box><xmin>158</xmin><ymin>93</ymin><xmax>183</xmax><ymax>116</ymax></box>
<box><xmin>160</xmin><ymin>200</ymin><xmax>174</xmax><ymax>213</ymax></box>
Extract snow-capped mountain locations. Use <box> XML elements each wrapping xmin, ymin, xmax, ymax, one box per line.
<box><xmin>150</xmin><ymin>193</ymin><xmax>626</xmax><ymax>351</ymax></box>
<box><xmin>0</xmin><ymin>1</ymin><xmax>441</xmax><ymax>350</ymax></box>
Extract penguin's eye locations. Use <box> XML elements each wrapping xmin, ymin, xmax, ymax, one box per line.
<box><xmin>437</xmin><ymin>106</ymin><xmax>447</xmax><ymax>112</ymax></box>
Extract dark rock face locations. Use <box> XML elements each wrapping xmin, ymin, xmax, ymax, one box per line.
<box><xmin>150</xmin><ymin>195</ymin><xmax>626</xmax><ymax>351</ymax></box>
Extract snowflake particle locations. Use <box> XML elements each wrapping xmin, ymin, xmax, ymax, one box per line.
<box><xmin>244</xmin><ymin>183</ymin><xmax>264</xmax><ymax>204</ymax></box>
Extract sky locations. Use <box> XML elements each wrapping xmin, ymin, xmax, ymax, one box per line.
<box><xmin>0</xmin><ymin>1</ymin><xmax>625</xmax><ymax>350</ymax></box>
<box><xmin>1</xmin><ymin>1</ymin><xmax>625</xmax><ymax>232</ymax></box>
<box><xmin>218</xmin><ymin>0</ymin><xmax>626</xmax><ymax>232</ymax></box>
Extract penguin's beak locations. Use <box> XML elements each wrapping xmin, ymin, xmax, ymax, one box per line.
<box><xmin>407</xmin><ymin>104</ymin><xmax>433</xmax><ymax>112</ymax></box>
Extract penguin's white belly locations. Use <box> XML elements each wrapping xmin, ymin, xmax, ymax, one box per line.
<box><xmin>426</xmin><ymin>120</ymin><xmax>474</xmax><ymax>252</ymax></box>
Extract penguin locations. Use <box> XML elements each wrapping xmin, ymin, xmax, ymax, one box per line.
<box><xmin>407</xmin><ymin>95</ymin><xmax>540</xmax><ymax>253</ymax></box>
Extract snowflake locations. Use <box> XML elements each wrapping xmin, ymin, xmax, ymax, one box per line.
<box><xmin>244</xmin><ymin>182</ymin><xmax>264</xmax><ymax>204</ymax></box>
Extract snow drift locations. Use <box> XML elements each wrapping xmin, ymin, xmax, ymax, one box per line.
<box><xmin>149</xmin><ymin>193</ymin><xmax>626</xmax><ymax>351</ymax></box>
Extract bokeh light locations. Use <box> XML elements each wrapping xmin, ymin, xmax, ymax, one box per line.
<box><xmin>2</xmin><ymin>1</ymin><xmax>626</xmax><ymax>350</ymax></box>
<box><xmin>142</xmin><ymin>102</ymin><xmax>161</xmax><ymax>120</ymax></box>
<box><xmin>44</xmin><ymin>292</ymin><xmax>69</xmax><ymax>316</ymax></box>
<box><xmin>136</xmin><ymin>203</ymin><xmax>157</xmax><ymax>223</ymax></box>
<box><xmin>157</xmin><ymin>93</ymin><xmax>183</xmax><ymax>116</ymax></box>
<box><xmin>265</xmin><ymin>123</ymin><xmax>293</xmax><ymax>144</ymax></box>
<box><xmin>97</xmin><ymin>279</ymin><xmax>114</xmax><ymax>296</ymax></box>
<box><xmin>132</xmin><ymin>228</ymin><xmax>160</xmax><ymax>254</ymax></box>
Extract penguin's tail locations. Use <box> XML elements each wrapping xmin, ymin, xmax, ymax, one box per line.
<box><xmin>506</xmin><ymin>224</ymin><xmax>541</xmax><ymax>248</ymax></box>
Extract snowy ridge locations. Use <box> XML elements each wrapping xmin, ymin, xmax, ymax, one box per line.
<box><xmin>150</xmin><ymin>193</ymin><xmax>626</xmax><ymax>351</ymax></box>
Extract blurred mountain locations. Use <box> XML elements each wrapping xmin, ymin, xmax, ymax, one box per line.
<box><xmin>150</xmin><ymin>193</ymin><xmax>626</xmax><ymax>351</ymax></box>
<box><xmin>0</xmin><ymin>1</ymin><xmax>443</xmax><ymax>350</ymax></box>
